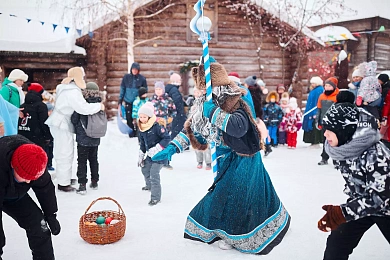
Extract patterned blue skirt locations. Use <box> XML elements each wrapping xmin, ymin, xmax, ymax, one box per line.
<box><xmin>184</xmin><ymin>147</ymin><xmax>290</xmax><ymax>254</ymax></box>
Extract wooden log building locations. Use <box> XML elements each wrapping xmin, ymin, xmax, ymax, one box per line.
<box><xmin>311</xmin><ymin>16</ymin><xmax>390</xmax><ymax>74</ymax></box>
<box><xmin>77</xmin><ymin>0</ymin><xmax>320</xmax><ymax>117</ymax></box>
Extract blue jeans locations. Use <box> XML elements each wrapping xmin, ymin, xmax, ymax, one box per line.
<box><xmin>266</xmin><ymin>125</ymin><xmax>278</xmax><ymax>145</ymax></box>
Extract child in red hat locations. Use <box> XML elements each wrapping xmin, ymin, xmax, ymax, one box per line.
<box><xmin>18</xmin><ymin>83</ymin><xmax>52</xmax><ymax>148</ymax></box>
<box><xmin>0</xmin><ymin>135</ymin><xmax>59</xmax><ymax>259</ymax></box>
<box><xmin>315</xmin><ymin>76</ymin><xmax>340</xmax><ymax>165</ymax></box>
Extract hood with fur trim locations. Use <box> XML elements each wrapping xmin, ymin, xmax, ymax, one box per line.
<box><xmin>266</xmin><ymin>90</ymin><xmax>280</xmax><ymax>103</ymax></box>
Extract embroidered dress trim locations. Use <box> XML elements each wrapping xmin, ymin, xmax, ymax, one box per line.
<box><xmin>211</xmin><ymin>108</ymin><xmax>230</xmax><ymax>132</ymax></box>
<box><xmin>171</xmin><ymin>132</ymin><xmax>190</xmax><ymax>152</ymax></box>
<box><xmin>184</xmin><ymin>203</ymin><xmax>289</xmax><ymax>254</ymax></box>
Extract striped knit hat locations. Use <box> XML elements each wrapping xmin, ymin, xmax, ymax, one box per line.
<box><xmin>11</xmin><ymin>144</ymin><xmax>47</xmax><ymax>180</ymax></box>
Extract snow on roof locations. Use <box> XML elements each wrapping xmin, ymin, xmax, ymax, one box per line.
<box><xmin>314</xmin><ymin>25</ymin><xmax>358</xmax><ymax>42</ymax></box>
<box><xmin>0</xmin><ymin>39</ymin><xmax>86</xmax><ymax>55</ymax></box>
<box><xmin>253</xmin><ymin>0</ymin><xmax>325</xmax><ymax>46</ymax></box>
<box><xmin>0</xmin><ymin>7</ymin><xmax>85</xmax><ymax>55</ymax></box>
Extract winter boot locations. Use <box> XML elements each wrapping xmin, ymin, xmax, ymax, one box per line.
<box><xmin>318</xmin><ymin>159</ymin><xmax>328</xmax><ymax>165</ymax></box>
<box><xmin>90</xmin><ymin>180</ymin><xmax>98</xmax><ymax>190</ymax></box>
<box><xmin>205</xmin><ymin>164</ymin><xmax>212</xmax><ymax>170</ymax></box>
<box><xmin>58</xmin><ymin>184</ymin><xmax>76</xmax><ymax>192</ymax></box>
<box><xmin>197</xmin><ymin>163</ymin><xmax>203</xmax><ymax>169</ymax></box>
<box><xmin>264</xmin><ymin>145</ymin><xmax>273</xmax><ymax>156</ymax></box>
<box><xmin>142</xmin><ymin>186</ymin><xmax>150</xmax><ymax>191</ymax></box>
<box><xmin>148</xmin><ymin>199</ymin><xmax>160</xmax><ymax>206</ymax></box>
<box><xmin>76</xmin><ymin>184</ymin><xmax>87</xmax><ymax>195</ymax></box>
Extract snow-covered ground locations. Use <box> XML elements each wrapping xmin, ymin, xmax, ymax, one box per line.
<box><xmin>3</xmin><ymin>121</ymin><xmax>389</xmax><ymax>259</ymax></box>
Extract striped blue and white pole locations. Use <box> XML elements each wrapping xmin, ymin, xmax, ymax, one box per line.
<box><xmin>190</xmin><ymin>0</ymin><xmax>218</xmax><ymax>178</ymax></box>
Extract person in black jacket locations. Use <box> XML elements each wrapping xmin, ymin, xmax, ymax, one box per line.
<box><xmin>319</xmin><ymin>102</ymin><xmax>390</xmax><ymax>259</ymax></box>
<box><xmin>71</xmin><ymin>82</ymin><xmax>103</xmax><ymax>195</ymax></box>
<box><xmin>18</xmin><ymin>83</ymin><xmax>52</xmax><ymax>148</ymax></box>
<box><xmin>166</xmin><ymin>72</ymin><xmax>186</xmax><ymax>140</ymax></box>
<box><xmin>164</xmin><ymin>72</ymin><xmax>187</xmax><ymax>169</ymax></box>
<box><xmin>118</xmin><ymin>62</ymin><xmax>148</xmax><ymax>137</ymax></box>
<box><xmin>137</xmin><ymin>102</ymin><xmax>170</xmax><ymax>206</ymax></box>
<box><xmin>0</xmin><ymin>135</ymin><xmax>60</xmax><ymax>260</ymax></box>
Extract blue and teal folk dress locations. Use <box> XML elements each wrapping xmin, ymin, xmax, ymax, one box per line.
<box><xmin>171</xmin><ymin>100</ymin><xmax>291</xmax><ymax>255</ymax></box>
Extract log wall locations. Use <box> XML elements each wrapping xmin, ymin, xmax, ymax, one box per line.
<box><xmin>78</xmin><ymin>0</ymin><xmax>306</xmax><ymax>118</ymax></box>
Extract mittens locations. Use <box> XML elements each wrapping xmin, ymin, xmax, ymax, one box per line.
<box><xmin>318</xmin><ymin>205</ymin><xmax>346</xmax><ymax>232</ymax></box>
<box><xmin>147</xmin><ymin>144</ymin><xmax>163</xmax><ymax>158</ymax></box>
<box><xmin>45</xmin><ymin>213</ymin><xmax>61</xmax><ymax>235</ymax></box>
<box><xmin>151</xmin><ymin>144</ymin><xmax>178</xmax><ymax>161</ymax></box>
<box><xmin>138</xmin><ymin>150</ymin><xmax>145</xmax><ymax>167</ymax></box>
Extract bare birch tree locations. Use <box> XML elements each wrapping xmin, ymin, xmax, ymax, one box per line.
<box><xmin>56</xmin><ymin>0</ymin><xmax>176</xmax><ymax>72</ymax></box>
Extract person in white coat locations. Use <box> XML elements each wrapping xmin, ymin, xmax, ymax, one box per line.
<box><xmin>45</xmin><ymin>67</ymin><xmax>104</xmax><ymax>192</ymax></box>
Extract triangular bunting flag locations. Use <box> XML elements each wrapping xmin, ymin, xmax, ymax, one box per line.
<box><xmin>88</xmin><ymin>31</ymin><xmax>94</xmax><ymax>38</ymax></box>
<box><xmin>40</xmin><ymin>21</ymin><xmax>45</xmax><ymax>25</ymax></box>
<box><xmin>378</xmin><ymin>25</ymin><xmax>385</xmax><ymax>32</ymax></box>
<box><xmin>26</xmin><ymin>18</ymin><xmax>31</xmax><ymax>23</ymax></box>
<box><xmin>76</xmin><ymin>29</ymin><xmax>82</xmax><ymax>37</ymax></box>
<box><xmin>53</xmin><ymin>24</ymin><xmax>58</xmax><ymax>31</ymax></box>
<box><xmin>65</xmin><ymin>27</ymin><xmax>70</xmax><ymax>33</ymax></box>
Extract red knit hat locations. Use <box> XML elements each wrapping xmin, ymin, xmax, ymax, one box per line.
<box><xmin>325</xmin><ymin>77</ymin><xmax>338</xmax><ymax>89</ymax></box>
<box><xmin>11</xmin><ymin>144</ymin><xmax>47</xmax><ymax>180</ymax></box>
<box><xmin>228</xmin><ymin>72</ymin><xmax>240</xmax><ymax>78</ymax></box>
<box><xmin>28</xmin><ymin>83</ymin><xmax>44</xmax><ymax>94</ymax></box>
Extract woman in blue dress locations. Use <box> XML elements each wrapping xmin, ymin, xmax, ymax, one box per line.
<box><xmin>152</xmin><ymin>60</ymin><xmax>290</xmax><ymax>254</ymax></box>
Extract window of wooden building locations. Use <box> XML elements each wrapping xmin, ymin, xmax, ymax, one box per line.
<box><xmin>186</xmin><ymin>0</ymin><xmax>218</xmax><ymax>43</ymax></box>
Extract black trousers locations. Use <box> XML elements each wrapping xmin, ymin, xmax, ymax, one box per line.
<box><xmin>124</xmin><ymin>102</ymin><xmax>136</xmax><ymax>136</ymax></box>
<box><xmin>44</xmin><ymin>140</ymin><xmax>54</xmax><ymax>167</ymax></box>
<box><xmin>2</xmin><ymin>195</ymin><xmax>54</xmax><ymax>260</ymax></box>
<box><xmin>324</xmin><ymin>216</ymin><xmax>390</xmax><ymax>260</ymax></box>
<box><xmin>321</xmin><ymin>129</ymin><xmax>329</xmax><ymax>161</ymax></box>
<box><xmin>77</xmin><ymin>145</ymin><xmax>99</xmax><ymax>184</ymax></box>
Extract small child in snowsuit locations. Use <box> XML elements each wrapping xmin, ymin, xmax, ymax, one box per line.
<box><xmin>356</xmin><ymin>61</ymin><xmax>382</xmax><ymax>119</ymax></box>
<box><xmin>319</xmin><ymin>101</ymin><xmax>390</xmax><ymax>259</ymax></box>
<box><xmin>150</xmin><ymin>81</ymin><xmax>177</xmax><ymax>132</ymax></box>
<box><xmin>278</xmin><ymin>92</ymin><xmax>290</xmax><ymax>145</ymax></box>
<box><xmin>71</xmin><ymin>82</ymin><xmax>104</xmax><ymax>194</ymax></box>
<box><xmin>137</xmin><ymin>102</ymin><xmax>171</xmax><ymax>206</ymax></box>
<box><xmin>263</xmin><ymin>91</ymin><xmax>283</xmax><ymax>155</ymax></box>
<box><xmin>132</xmin><ymin>87</ymin><xmax>149</xmax><ymax>122</ymax></box>
<box><xmin>281</xmin><ymin>97</ymin><xmax>302</xmax><ymax>149</ymax></box>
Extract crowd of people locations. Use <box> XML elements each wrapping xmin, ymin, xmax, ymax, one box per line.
<box><xmin>0</xmin><ymin>53</ymin><xmax>389</xmax><ymax>259</ymax></box>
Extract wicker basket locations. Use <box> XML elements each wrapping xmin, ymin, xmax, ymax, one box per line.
<box><xmin>79</xmin><ymin>197</ymin><xmax>126</xmax><ymax>244</ymax></box>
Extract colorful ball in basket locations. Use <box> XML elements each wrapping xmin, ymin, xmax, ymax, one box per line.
<box><xmin>95</xmin><ymin>216</ymin><xmax>105</xmax><ymax>225</ymax></box>
<box><xmin>105</xmin><ymin>217</ymin><xmax>113</xmax><ymax>224</ymax></box>
<box><xmin>79</xmin><ymin>197</ymin><xmax>126</xmax><ymax>244</ymax></box>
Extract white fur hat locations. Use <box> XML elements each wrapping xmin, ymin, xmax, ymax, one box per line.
<box><xmin>352</xmin><ymin>69</ymin><xmax>364</xmax><ymax>78</ymax></box>
<box><xmin>289</xmin><ymin>97</ymin><xmax>298</xmax><ymax>110</ymax></box>
<box><xmin>310</xmin><ymin>76</ymin><xmax>323</xmax><ymax>86</ymax></box>
<box><xmin>8</xmin><ymin>69</ymin><xmax>28</xmax><ymax>82</ymax></box>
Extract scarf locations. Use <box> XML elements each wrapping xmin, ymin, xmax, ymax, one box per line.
<box><xmin>138</xmin><ymin>115</ymin><xmax>156</xmax><ymax>132</ymax></box>
<box><xmin>325</xmin><ymin>127</ymin><xmax>380</xmax><ymax>160</ymax></box>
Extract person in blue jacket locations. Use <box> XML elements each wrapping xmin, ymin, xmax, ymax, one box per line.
<box><xmin>303</xmin><ymin>76</ymin><xmax>324</xmax><ymax>147</ymax></box>
<box><xmin>152</xmin><ymin>59</ymin><xmax>290</xmax><ymax>254</ymax></box>
<box><xmin>0</xmin><ymin>95</ymin><xmax>19</xmax><ymax>137</ymax></box>
<box><xmin>118</xmin><ymin>62</ymin><xmax>147</xmax><ymax>137</ymax></box>
<box><xmin>137</xmin><ymin>102</ymin><xmax>170</xmax><ymax>206</ymax></box>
